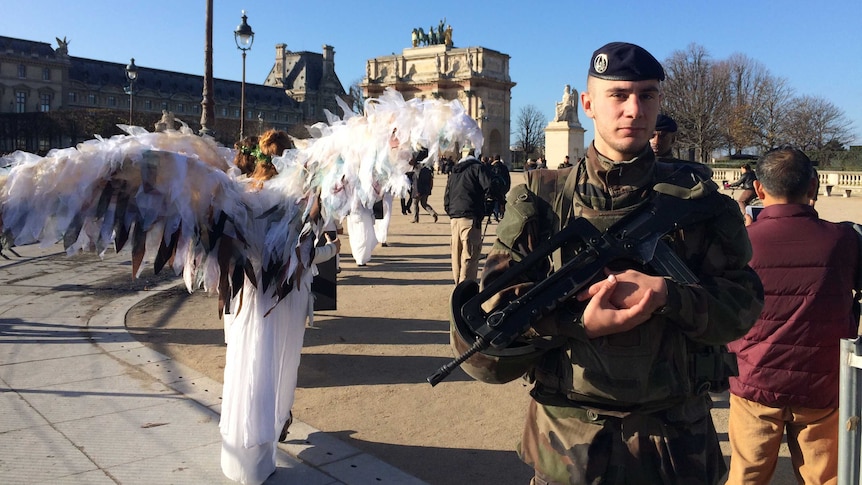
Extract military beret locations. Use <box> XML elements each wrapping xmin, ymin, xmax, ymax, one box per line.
<box><xmin>589</xmin><ymin>42</ymin><xmax>665</xmax><ymax>82</ymax></box>
<box><xmin>655</xmin><ymin>113</ymin><xmax>678</xmax><ymax>132</ymax></box>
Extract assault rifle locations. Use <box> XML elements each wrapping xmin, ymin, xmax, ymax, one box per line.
<box><xmin>427</xmin><ymin>188</ymin><xmax>720</xmax><ymax>386</ymax></box>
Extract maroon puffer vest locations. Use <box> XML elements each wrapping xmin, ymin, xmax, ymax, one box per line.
<box><xmin>728</xmin><ymin>204</ymin><xmax>859</xmax><ymax>408</ymax></box>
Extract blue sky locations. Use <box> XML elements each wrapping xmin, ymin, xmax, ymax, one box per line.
<box><xmin>5</xmin><ymin>0</ymin><xmax>861</xmax><ymax>149</ymax></box>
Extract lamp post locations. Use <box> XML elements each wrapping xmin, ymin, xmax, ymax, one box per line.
<box><xmin>200</xmin><ymin>0</ymin><xmax>214</xmax><ymax>136</ymax></box>
<box><xmin>477</xmin><ymin>102</ymin><xmax>486</xmax><ymax>154</ymax></box>
<box><xmin>124</xmin><ymin>58</ymin><xmax>138</xmax><ymax>125</ymax></box>
<box><xmin>234</xmin><ymin>10</ymin><xmax>254</xmax><ymax>139</ymax></box>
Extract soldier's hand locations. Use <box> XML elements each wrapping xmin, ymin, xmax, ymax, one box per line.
<box><xmin>577</xmin><ymin>271</ymin><xmax>668</xmax><ymax>338</ymax></box>
<box><xmin>586</xmin><ymin>269</ymin><xmax>667</xmax><ymax>311</ymax></box>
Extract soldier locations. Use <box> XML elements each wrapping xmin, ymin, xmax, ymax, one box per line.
<box><xmin>650</xmin><ymin>113</ymin><xmax>679</xmax><ymax>158</ymax></box>
<box><xmin>455</xmin><ymin>42</ymin><xmax>763</xmax><ymax>484</ymax></box>
<box><xmin>652</xmin><ymin>113</ymin><xmax>713</xmax><ymax>177</ymax></box>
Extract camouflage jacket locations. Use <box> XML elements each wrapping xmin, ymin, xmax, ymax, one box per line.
<box><xmin>481</xmin><ymin>145</ymin><xmax>763</xmax><ymax>410</ymax></box>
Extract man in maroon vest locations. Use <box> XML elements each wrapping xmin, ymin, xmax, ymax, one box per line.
<box><xmin>727</xmin><ymin>146</ymin><xmax>861</xmax><ymax>484</ymax></box>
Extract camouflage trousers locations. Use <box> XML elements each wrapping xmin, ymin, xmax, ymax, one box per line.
<box><xmin>518</xmin><ymin>398</ymin><xmax>726</xmax><ymax>485</ymax></box>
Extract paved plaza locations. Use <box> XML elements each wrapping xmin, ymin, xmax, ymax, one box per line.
<box><xmin>1</xmin><ymin>175</ymin><xmax>860</xmax><ymax>484</ymax></box>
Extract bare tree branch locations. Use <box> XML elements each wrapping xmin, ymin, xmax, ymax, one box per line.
<box><xmin>512</xmin><ymin>105</ymin><xmax>546</xmax><ymax>159</ymax></box>
<box><xmin>662</xmin><ymin>43</ymin><xmax>728</xmax><ymax>163</ymax></box>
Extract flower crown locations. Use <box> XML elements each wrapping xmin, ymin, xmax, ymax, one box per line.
<box><xmin>239</xmin><ymin>145</ymin><xmax>272</xmax><ymax>164</ymax></box>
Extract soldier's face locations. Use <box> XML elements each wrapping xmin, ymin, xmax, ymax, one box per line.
<box><xmin>582</xmin><ymin>78</ymin><xmax>662</xmax><ymax>162</ymax></box>
<box><xmin>650</xmin><ymin>130</ymin><xmax>675</xmax><ymax>156</ymax></box>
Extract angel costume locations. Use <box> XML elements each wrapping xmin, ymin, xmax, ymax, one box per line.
<box><xmin>0</xmin><ymin>88</ymin><xmax>482</xmax><ymax>485</ymax></box>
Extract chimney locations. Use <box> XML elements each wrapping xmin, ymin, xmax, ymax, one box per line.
<box><xmin>322</xmin><ymin>44</ymin><xmax>334</xmax><ymax>78</ymax></box>
<box><xmin>275</xmin><ymin>43</ymin><xmax>287</xmax><ymax>79</ymax></box>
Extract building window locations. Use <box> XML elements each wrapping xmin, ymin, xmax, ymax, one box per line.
<box><xmin>40</xmin><ymin>93</ymin><xmax>51</xmax><ymax>112</ymax></box>
<box><xmin>233</xmin><ymin>108</ymin><xmax>240</xmax><ymax>118</ymax></box>
<box><xmin>39</xmin><ymin>138</ymin><xmax>50</xmax><ymax>152</ymax></box>
<box><xmin>15</xmin><ymin>91</ymin><xmax>27</xmax><ymax>113</ymax></box>
<box><xmin>68</xmin><ymin>92</ymin><xmax>77</xmax><ymax>103</ymax></box>
<box><xmin>144</xmin><ymin>100</ymin><xmax>152</xmax><ymax>110</ymax></box>
<box><xmin>309</xmin><ymin>105</ymin><xmax>316</xmax><ymax>116</ymax></box>
<box><xmin>193</xmin><ymin>105</ymin><xmax>200</xmax><ymax>114</ymax></box>
<box><xmin>176</xmin><ymin>103</ymin><xmax>184</xmax><ymax>113</ymax></box>
<box><xmin>107</xmin><ymin>96</ymin><xmax>116</xmax><ymax>107</ymax></box>
<box><xmin>88</xmin><ymin>94</ymin><xmax>97</xmax><ymax>105</ymax></box>
<box><xmin>17</xmin><ymin>64</ymin><xmax>26</xmax><ymax>78</ymax></box>
<box><xmin>42</xmin><ymin>68</ymin><xmax>51</xmax><ymax>81</ymax></box>
<box><xmin>222</xmin><ymin>107</ymin><xmax>228</xmax><ymax>117</ymax></box>
<box><xmin>161</xmin><ymin>102</ymin><xmax>169</xmax><ymax>111</ymax></box>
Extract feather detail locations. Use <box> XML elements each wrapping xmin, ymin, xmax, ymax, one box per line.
<box><xmin>0</xmin><ymin>89</ymin><xmax>481</xmax><ymax>317</ymax></box>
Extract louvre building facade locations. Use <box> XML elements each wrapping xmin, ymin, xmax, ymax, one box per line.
<box><xmin>0</xmin><ymin>35</ymin><xmax>347</xmax><ymax>154</ymax></box>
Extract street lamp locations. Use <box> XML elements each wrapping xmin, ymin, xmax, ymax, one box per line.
<box><xmin>234</xmin><ymin>10</ymin><xmax>254</xmax><ymax>138</ymax></box>
<box><xmin>477</xmin><ymin>102</ymin><xmax>486</xmax><ymax>154</ymax></box>
<box><xmin>124</xmin><ymin>58</ymin><xmax>138</xmax><ymax>125</ymax></box>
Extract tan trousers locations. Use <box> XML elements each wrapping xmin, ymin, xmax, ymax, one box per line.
<box><xmin>727</xmin><ymin>394</ymin><xmax>839</xmax><ymax>485</ymax></box>
<box><xmin>450</xmin><ymin>217</ymin><xmax>482</xmax><ymax>284</ymax></box>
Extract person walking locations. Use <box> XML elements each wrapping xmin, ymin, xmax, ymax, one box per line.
<box><xmin>444</xmin><ymin>146</ymin><xmax>491</xmax><ymax>284</ymax></box>
<box><xmin>401</xmin><ymin>169</ymin><xmax>413</xmax><ymax>215</ymax></box>
<box><xmin>488</xmin><ymin>154</ymin><xmax>511</xmax><ymax>222</ymax></box>
<box><xmin>452</xmin><ymin>42</ymin><xmax>763</xmax><ymax>484</ymax></box>
<box><xmin>410</xmin><ymin>150</ymin><xmax>439</xmax><ymax>223</ymax></box>
<box><xmin>726</xmin><ymin>146</ymin><xmax>861</xmax><ymax>485</ymax></box>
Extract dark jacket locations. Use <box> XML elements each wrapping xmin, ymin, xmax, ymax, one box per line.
<box><xmin>728</xmin><ymin>204</ymin><xmax>860</xmax><ymax>409</ymax></box>
<box><xmin>412</xmin><ymin>165</ymin><xmax>434</xmax><ymax>198</ymax></box>
<box><xmin>488</xmin><ymin>160</ymin><xmax>511</xmax><ymax>201</ymax></box>
<box><xmin>444</xmin><ymin>157</ymin><xmax>491</xmax><ymax>220</ymax></box>
<box><xmin>728</xmin><ymin>171</ymin><xmax>756</xmax><ymax>190</ymax></box>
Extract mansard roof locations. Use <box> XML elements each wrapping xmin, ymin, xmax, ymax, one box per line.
<box><xmin>68</xmin><ymin>57</ymin><xmax>298</xmax><ymax>109</ymax></box>
<box><xmin>0</xmin><ymin>36</ymin><xmax>67</xmax><ymax>62</ymax></box>
<box><xmin>283</xmin><ymin>51</ymin><xmax>324</xmax><ymax>91</ymax></box>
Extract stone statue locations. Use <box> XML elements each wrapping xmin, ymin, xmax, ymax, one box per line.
<box><xmin>429</xmin><ymin>26</ymin><xmax>438</xmax><ymax>45</ymax></box>
<box><xmin>55</xmin><ymin>36</ymin><xmax>70</xmax><ymax>56</ymax></box>
<box><xmin>154</xmin><ymin>110</ymin><xmax>176</xmax><ymax>132</ymax></box>
<box><xmin>444</xmin><ymin>25</ymin><xmax>453</xmax><ymax>47</ymax></box>
<box><xmin>554</xmin><ymin>84</ymin><xmax>577</xmax><ymax>123</ymax></box>
<box><xmin>411</xmin><ymin>28</ymin><xmax>419</xmax><ymax>48</ymax></box>
<box><xmin>438</xmin><ymin>18</ymin><xmax>446</xmax><ymax>40</ymax></box>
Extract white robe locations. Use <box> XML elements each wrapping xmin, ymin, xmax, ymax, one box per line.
<box><xmin>373</xmin><ymin>193</ymin><xmax>394</xmax><ymax>245</ymax></box>
<box><xmin>219</xmin><ymin>272</ymin><xmax>311</xmax><ymax>484</ymax></box>
<box><xmin>346</xmin><ymin>206</ymin><xmax>377</xmax><ymax>265</ymax></box>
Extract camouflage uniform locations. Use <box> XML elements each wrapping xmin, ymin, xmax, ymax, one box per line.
<box><xmin>480</xmin><ymin>145</ymin><xmax>764</xmax><ymax>484</ymax></box>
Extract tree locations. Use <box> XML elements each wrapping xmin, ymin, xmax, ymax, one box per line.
<box><xmin>721</xmin><ymin>54</ymin><xmax>778</xmax><ymax>155</ymax></box>
<box><xmin>347</xmin><ymin>78</ymin><xmax>366</xmax><ymax>115</ymax></box>
<box><xmin>783</xmin><ymin>95</ymin><xmax>854</xmax><ymax>150</ymax></box>
<box><xmin>662</xmin><ymin>44</ymin><xmax>729</xmax><ymax>163</ymax></box>
<box><xmin>512</xmin><ymin>104</ymin><xmax>546</xmax><ymax>159</ymax></box>
<box><xmin>749</xmin><ymin>76</ymin><xmax>794</xmax><ymax>151</ymax></box>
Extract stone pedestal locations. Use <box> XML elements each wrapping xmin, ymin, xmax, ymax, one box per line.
<box><xmin>545</xmin><ymin>121</ymin><xmax>586</xmax><ymax>168</ymax></box>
